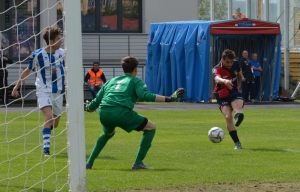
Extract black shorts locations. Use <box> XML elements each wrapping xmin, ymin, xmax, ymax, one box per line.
<box><xmin>135</xmin><ymin>117</ymin><xmax>148</xmax><ymax>132</ymax></box>
<box><xmin>216</xmin><ymin>92</ymin><xmax>244</xmax><ymax>110</ymax></box>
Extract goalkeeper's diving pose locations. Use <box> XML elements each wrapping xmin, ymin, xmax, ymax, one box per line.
<box><xmin>11</xmin><ymin>27</ymin><xmax>65</xmax><ymax>157</ymax></box>
<box><xmin>85</xmin><ymin>56</ymin><xmax>185</xmax><ymax>170</ymax></box>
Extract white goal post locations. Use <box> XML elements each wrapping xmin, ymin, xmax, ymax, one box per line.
<box><xmin>64</xmin><ymin>0</ymin><xmax>86</xmax><ymax>191</ymax></box>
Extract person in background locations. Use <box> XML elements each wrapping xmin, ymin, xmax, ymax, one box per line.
<box><xmin>84</xmin><ymin>61</ymin><xmax>107</xmax><ymax>99</ymax></box>
<box><xmin>0</xmin><ymin>47</ymin><xmax>13</xmax><ymax>105</ymax></box>
<box><xmin>232</xmin><ymin>7</ymin><xmax>246</xmax><ymax>19</ymax></box>
<box><xmin>239</xmin><ymin>50</ymin><xmax>254</xmax><ymax>103</ymax></box>
<box><xmin>250</xmin><ymin>53</ymin><xmax>263</xmax><ymax>102</ymax></box>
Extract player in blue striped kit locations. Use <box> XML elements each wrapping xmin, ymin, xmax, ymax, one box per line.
<box><xmin>12</xmin><ymin>26</ymin><xmax>65</xmax><ymax>156</ymax></box>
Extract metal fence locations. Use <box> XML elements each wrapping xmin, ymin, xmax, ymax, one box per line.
<box><xmin>82</xmin><ymin>33</ymin><xmax>148</xmax><ymax>65</ymax></box>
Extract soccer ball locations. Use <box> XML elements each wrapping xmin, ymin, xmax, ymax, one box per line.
<box><xmin>208</xmin><ymin>127</ymin><xmax>224</xmax><ymax>143</ymax></box>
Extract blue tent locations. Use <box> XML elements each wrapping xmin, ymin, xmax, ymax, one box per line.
<box><xmin>146</xmin><ymin>19</ymin><xmax>281</xmax><ymax>102</ymax></box>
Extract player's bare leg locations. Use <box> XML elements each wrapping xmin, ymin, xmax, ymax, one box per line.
<box><xmin>142</xmin><ymin>120</ymin><xmax>156</xmax><ymax>131</ymax></box>
<box><xmin>221</xmin><ymin>105</ymin><xmax>235</xmax><ymax>132</ymax></box>
<box><xmin>52</xmin><ymin>115</ymin><xmax>61</xmax><ymax>128</ymax></box>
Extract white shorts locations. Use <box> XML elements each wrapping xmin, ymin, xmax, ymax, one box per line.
<box><xmin>37</xmin><ymin>92</ymin><xmax>63</xmax><ymax>116</ymax></box>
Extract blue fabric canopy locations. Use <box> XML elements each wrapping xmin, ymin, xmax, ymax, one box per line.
<box><xmin>146</xmin><ymin>20</ymin><xmax>281</xmax><ymax>102</ymax></box>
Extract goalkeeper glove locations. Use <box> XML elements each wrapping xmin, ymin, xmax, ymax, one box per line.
<box><xmin>165</xmin><ymin>88</ymin><xmax>185</xmax><ymax>102</ymax></box>
<box><xmin>84</xmin><ymin>100</ymin><xmax>94</xmax><ymax>112</ymax></box>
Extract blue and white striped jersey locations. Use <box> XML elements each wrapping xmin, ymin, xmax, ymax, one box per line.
<box><xmin>28</xmin><ymin>48</ymin><xmax>65</xmax><ymax>94</ymax></box>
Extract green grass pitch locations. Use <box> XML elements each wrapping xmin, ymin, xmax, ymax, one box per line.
<box><xmin>0</xmin><ymin>107</ymin><xmax>299</xmax><ymax>191</ymax></box>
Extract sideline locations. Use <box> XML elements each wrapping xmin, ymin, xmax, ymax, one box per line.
<box><xmin>0</xmin><ymin>102</ymin><xmax>299</xmax><ymax>112</ymax></box>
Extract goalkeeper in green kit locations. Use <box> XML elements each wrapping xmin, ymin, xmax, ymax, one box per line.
<box><xmin>85</xmin><ymin>56</ymin><xmax>185</xmax><ymax>169</ymax></box>
<box><xmin>85</xmin><ymin>56</ymin><xmax>185</xmax><ymax>170</ymax></box>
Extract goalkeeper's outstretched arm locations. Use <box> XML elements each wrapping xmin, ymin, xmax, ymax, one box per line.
<box><xmin>155</xmin><ymin>88</ymin><xmax>185</xmax><ymax>102</ymax></box>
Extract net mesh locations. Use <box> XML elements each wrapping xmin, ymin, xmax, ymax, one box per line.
<box><xmin>0</xmin><ymin>0</ymin><xmax>70</xmax><ymax>191</ymax></box>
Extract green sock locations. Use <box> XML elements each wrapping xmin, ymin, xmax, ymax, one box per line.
<box><xmin>135</xmin><ymin>129</ymin><xmax>156</xmax><ymax>165</ymax></box>
<box><xmin>86</xmin><ymin>132</ymin><xmax>114</xmax><ymax>166</ymax></box>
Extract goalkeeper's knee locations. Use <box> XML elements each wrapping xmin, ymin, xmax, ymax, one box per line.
<box><xmin>105</xmin><ymin>130</ymin><xmax>115</xmax><ymax>138</ymax></box>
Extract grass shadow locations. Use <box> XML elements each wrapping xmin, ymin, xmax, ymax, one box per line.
<box><xmin>50</xmin><ymin>153</ymin><xmax>119</xmax><ymax>161</ymax></box>
<box><xmin>85</xmin><ymin>155</ymin><xmax>118</xmax><ymax>160</ymax></box>
<box><xmin>244</xmin><ymin>148</ymin><xmax>289</xmax><ymax>152</ymax></box>
<box><xmin>114</xmin><ymin>168</ymin><xmax>187</xmax><ymax>172</ymax></box>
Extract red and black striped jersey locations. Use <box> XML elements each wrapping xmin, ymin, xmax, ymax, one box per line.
<box><xmin>212</xmin><ymin>60</ymin><xmax>240</xmax><ymax>95</ymax></box>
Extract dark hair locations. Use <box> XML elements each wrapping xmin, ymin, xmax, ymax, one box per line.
<box><xmin>222</xmin><ymin>49</ymin><xmax>235</xmax><ymax>60</ymax></box>
<box><xmin>43</xmin><ymin>26</ymin><xmax>62</xmax><ymax>45</ymax></box>
<box><xmin>121</xmin><ymin>56</ymin><xmax>139</xmax><ymax>73</ymax></box>
<box><xmin>93</xmin><ymin>61</ymin><xmax>99</xmax><ymax>65</ymax></box>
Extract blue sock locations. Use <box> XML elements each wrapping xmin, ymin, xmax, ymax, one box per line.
<box><xmin>42</xmin><ymin>128</ymin><xmax>51</xmax><ymax>152</ymax></box>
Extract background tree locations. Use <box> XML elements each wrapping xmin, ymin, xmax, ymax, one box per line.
<box><xmin>215</xmin><ymin>0</ymin><xmax>228</xmax><ymax>20</ymax></box>
<box><xmin>198</xmin><ymin>0</ymin><xmax>228</xmax><ymax>20</ymax></box>
<box><xmin>198</xmin><ymin>0</ymin><xmax>210</xmax><ymax>20</ymax></box>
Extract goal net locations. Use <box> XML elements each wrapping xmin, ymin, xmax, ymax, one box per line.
<box><xmin>0</xmin><ymin>0</ymin><xmax>86</xmax><ymax>191</ymax></box>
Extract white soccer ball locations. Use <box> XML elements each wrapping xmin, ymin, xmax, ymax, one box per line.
<box><xmin>208</xmin><ymin>127</ymin><xmax>224</xmax><ymax>143</ymax></box>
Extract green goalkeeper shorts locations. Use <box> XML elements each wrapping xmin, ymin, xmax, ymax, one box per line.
<box><xmin>99</xmin><ymin>107</ymin><xmax>146</xmax><ymax>134</ymax></box>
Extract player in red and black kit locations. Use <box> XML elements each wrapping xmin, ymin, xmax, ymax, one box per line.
<box><xmin>212</xmin><ymin>49</ymin><xmax>244</xmax><ymax>150</ymax></box>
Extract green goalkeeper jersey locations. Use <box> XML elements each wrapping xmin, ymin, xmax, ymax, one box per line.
<box><xmin>88</xmin><ymin>74</ymin><xmax>156</xmax><ymax>110</ymax></box>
